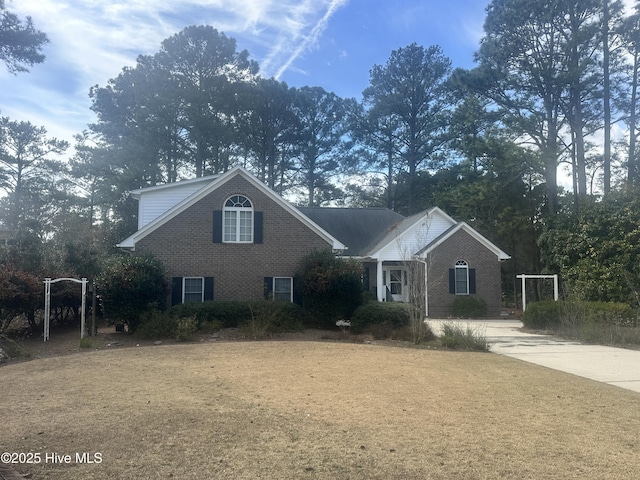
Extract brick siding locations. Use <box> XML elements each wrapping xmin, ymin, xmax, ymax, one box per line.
<box><xmin>426</xmin><ymin>229</ymin><xmax>503</xmax><ymax>317</ymax></box>
<box><xmin>134</xmin><ymin>175</ymin><xmax>331</xmax><ymax>302</ymax></box>
<box><xmin>362</xmin><ymin>227</ymin><xmax>504</xmax><ymax>317</ymax></box>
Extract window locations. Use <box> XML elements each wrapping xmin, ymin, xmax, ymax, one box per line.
<box><xmin>264</xmin><ymin>276</ymin><xmax>293</xmax><ymax>302</ymax></box>
<box><xmin>224</xmin><ymin>195</ymin><xmax>253</xmax><ymax>243</ymax></box>
<box><xmin>273</xmin><ymin>277</ymin><xmax>293</xmax><ymax>302</ymax></box>
<box><xmin>183</xmin><ymin>277</ymin><xmax>204</xmax><ymax>303</ymax></box>
<box><xmin>172</xmin><ymin>277</ymin><xmax>213</xmax><ymax>305</ymax></box>
<box><xmin>455</xmin><ymin>260</ymin><xmax>469</xmax><ymax>295</ymax></box>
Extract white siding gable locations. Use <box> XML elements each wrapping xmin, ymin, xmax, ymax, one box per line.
<box><xmin>135</xmin><ymin>177</ymin><xmax>217</xmax><ymax>229</ymax></box>
<box><xmin>375</xmin><ymin>209</ymin><xmax>455</xmax><ymax>261</ymax></box>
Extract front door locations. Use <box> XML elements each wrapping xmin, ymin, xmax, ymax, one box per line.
<box><xmin>383</xmin><ymin>267</ymin><xmax>408</xmax><ymax>302</ymax></box>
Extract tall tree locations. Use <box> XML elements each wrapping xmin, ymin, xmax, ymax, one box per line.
<box><xmin>351</xmin><ymin>98</ymin><xmax>403</xmax><ymax>209</ymax></box>
<box><xmin>0</xmin><ymin>117</ymin><xmax>68</xmax><ymax>232</ymax></box>
<box><xmin>473</xmin><ymin>0</ymin><xmax>572</xmax><ymax>215</ymax></box>
<box><xmin>237</xmin><ymin>78</ymin><xmax>297</xmax><ymax>192</ymax></box>
<box><xmin>621</xmin><ymin>3</ymin><xmax>640</xmax><ymax>185</ymax></box>
<box><xmin>363</xmin><ymin>43</ymin><xmax>453</xmax><ymax>214</ymax></box>
<box><xmin>561</xmin><ymin>0</ymin><xmax>601</xmax><ymax>201</ymax></box>
<box><xmin>89</xmin><ymin>58</ymin><xmax>181</xmax><ymax>188</ymax></box>
<box><xmin>0</xmin><ymin>0</ymin><xmax>48</xmax><ymax>74</ymax></box>
<box><xmin>290</xmin><ymin>86</ymin><xmax>353</xmax><ymax>206</ymax></box>
<box><xmin>154</xmin><ymin>25</ymin><xmax>259</xmax><ymax>177</ymax></box>
<box><xmin>88</xmin><ymin>25</ymin><xmax>259</xmax><ymax>187</ymax></box>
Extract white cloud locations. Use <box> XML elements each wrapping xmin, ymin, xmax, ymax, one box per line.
<box><xmin>1</xmin><ymin>0</ymin><xmax>350</xmax><ymax>148</ymax></box>
<box><xmin>272</xmin><ymin>0</ymin><xmax>348</xmax><ymax>79</ymax></box>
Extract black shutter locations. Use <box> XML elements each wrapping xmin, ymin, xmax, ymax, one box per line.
<box><xmin>293</xmin><ymin>277</ymin><xmax>302</xmax><ymax>305</ymax></box>
<box><xmin>171</xmin><ymin>277</ymin><xmax>183</xmax><ymax>306</ymax></box>
<box><xmin>469</xmin><ymin>269</ymin><xmax>476</xmax><ymax>294</ymax></box>
<box><xmin>264</xmin><ymin>277</ymin><xmax>273</xmax><ymax>299</ymax></box>
<box><xmin>254</xmin><ymin>211</ymin><xmax>263</xmax><ymax>244</ymax></box>
<box><xmin>204</xmin><ymin>277</ymin><xmax>214</xmax><ymax>301</ymax></box>
<box><xmin>449</xmin><ymin>269</ymin><xmax>455</xmax><ymax>294</ymax></box>
<box><xmin>212</xmin><ymin>210</ymin><xmax>222</xmax><ymax>243</ymax></box>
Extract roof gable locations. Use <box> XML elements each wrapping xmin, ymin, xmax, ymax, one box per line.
<box><xmin>117</xmin><ymin>166</ymin><xmax>346</xmax><ymax>250</ymax></box>
<box><xmin>416</xmin><ymin>222</ymin><xmax>511</xmax><ymax>260</ymax></box>
<box><xmin>369</xmin><ymin>207</ymin><xmax>457</xmax><ymax>260</ymax></box>
<box><xmin>365</xmin><ymin>207</ymin><xmax>510</xmax><ymax>261</ymax></box>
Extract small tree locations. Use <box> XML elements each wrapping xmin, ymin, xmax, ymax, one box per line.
<box><xmin>407</xmin><ymin>259</ymin><xmax>429</xmax><ymax>344</ymax></box>
<box><xmin>296</xmin><ymin>249</ymin><xmax>364</xmax><ymax>326</ymax></box>
<box><xmin>97</xmin><ymin>254</ymin><xmax>168</xmax><ymax>332</ymax></box>
<box><xmin>0</xmin><ymin>267</ymin><xmax>40</xmax><ymax>332</ymax></box>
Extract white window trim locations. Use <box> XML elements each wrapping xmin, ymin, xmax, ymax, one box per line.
<box><xmin>183</xmin><ymin>277</ymin><xmax>204</xmax><ymax>303</ymax></box>
<box><xmin>455</xmin><ymin>260</ymin><xmax>469</xmax><ymax>296</ymax></box>
<box><xmin>273</xmin><ymin>276</ymin><xmax>293</xmax><ymax>302</ymax></box>
<box><xmin>223</xmin><ymin>195</ymin><xmax>253</xmax><ymax>243</ymax></box>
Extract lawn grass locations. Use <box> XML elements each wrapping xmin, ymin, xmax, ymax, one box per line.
<box><xmin>2</xmin><ymin>341</ymin><xmax>640</xmax><ymax>479</ymax></box>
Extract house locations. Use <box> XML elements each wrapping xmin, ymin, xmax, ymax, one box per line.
<box><xmin>117</xmin><ymin>166</ymin><xmax>510</xmax><ymax>317</ymax></box>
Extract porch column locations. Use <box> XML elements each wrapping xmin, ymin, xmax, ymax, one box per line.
<box><xmin>376</xmin><ymin>260</ymin><xmax>384</xmax><ymax>302</ymax></box>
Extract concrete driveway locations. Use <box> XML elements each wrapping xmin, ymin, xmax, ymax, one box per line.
<box><xmin>427</xmin><ymin>319</ymin><xmax>640</xmax><ymax>394</ymax></box>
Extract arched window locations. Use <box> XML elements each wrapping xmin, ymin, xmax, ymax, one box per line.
<box><xmin>224</xmin><ymin>195</ymin><xmax>253</xmax><ymax>243</ymax></box>
<box><xmin>455</xmin><ymin>259</ymin><xmax>469</xmax><ymax>295</ymax></box>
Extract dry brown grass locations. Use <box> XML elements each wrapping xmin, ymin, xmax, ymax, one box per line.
<box><xmin>2</xmin><ymin>338</ymin><xmax>640</xmax><ymax>479</ymax></box>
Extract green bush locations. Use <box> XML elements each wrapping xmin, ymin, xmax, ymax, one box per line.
<box><xmin>583</xmin><ymin>302</ymin><xmax>636</xmax><ymax>326</ymax></box>
<box><xmin>523</xmin><ymin>300</ymin><xmax>637</xmax><ymax>330</ymax></box>
<box><xmin>350</xmin><ymin>302</ymin><xmax>411</xmax><ymax>334</ymax></box>
<box><xmin>296</xmin><ymin>249</ymin><xmax>365</xmax><ymax>326</ymax></box>
<box><xmin>451</xmin><ymin>296</ymin><xmax>488</xmax><ymax>318</ymax></box>
<box><xmin>97</xmin><ymin>254</ymin><xmax>168</xmax><ymax>332</ymax></box>
<box><xmin>0</xmin><ymin>268</ymin><xmax>40</xmax><ymax>332</ymax></box>
<box><xmin>168</xmin><ymin>300</ymin><xmax>305</xmax><ymax>337</ymax></box>
<box><xmin>136</xmin><ymin>310</ymin><xmax>179</xmax><ymax>339</ymax></box>
<box><xmin>521</xmin><ymin>300</ymin><xmax>563</xmax><ymax>329</ymax></box>
<box><xmin>170</xmin><ymin>301</ymin><xmax>252</xmax><ymax>329</ymax></box>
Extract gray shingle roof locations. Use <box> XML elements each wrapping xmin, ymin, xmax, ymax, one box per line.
<box><xmin>297</xmin><ymin>207</ymin><xmax>405</xmax><ymax>256</ymax></box>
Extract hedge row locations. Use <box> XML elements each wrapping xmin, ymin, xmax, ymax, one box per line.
<box><xmin>522</xmin><ymin>300</ymin><xmax>636</xmax><ymax>329</ymax></box>
<box><xmin>136</xmin><ymin>301</ymin><xmax>305</xmax><ymax>339</ymax></box>
<box><xmin>349</xmin><ymin>302</ymin><xmax>412</xmax><ymax>334</ymax></box>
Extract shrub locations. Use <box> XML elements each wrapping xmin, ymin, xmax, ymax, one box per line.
<box><xmin>297</xmin><ymin>249</ymin><xmax>365</xmax><ymax>326</ymax></box>
<box><xmin>97</xmin><ymin>254</ymin><xmax>168</xmax><ymax>332</ymax></box>
<box><xmin>0</xmin><ymin>334</ymin><xmax>31</xmax><ymax>359</ymax></box>
<box><xmin>439</xmin><ymin>322</ymin><xmax>490</xmax><ymax>351</ymax></box>
<box><xmin>521</xmin><ymin>300</ymin><xmax>563</xmax><ymax>329</ymax></box>
<box><xmin>523</xmin><ymin>300</ymin><xmax>637</xmax><ymax>330</ymax></box>
<box><xmin>136</xmin><ymin>310</ymin><xmax>178</xmax><ymax>339</ymax></box>
<box><xmin>0</xmin><ymin>268</ymin><xmax>41</xmax><ymax>332</ymax></box>
<box><xmin>350</xmin><ymin>302</ymin><xmax>411</xmax><ymax>334</ymax></box>
<box><xmin>451</xmin><ymin>296</ymin><xmax>488</xmax><ymax>318</ymax></box>
<box><xmin>240</xmin><ymin>301</ymin><xmax>304</xmax><ymax>339</ymax></box>
<box><xmin>169</xmin><ymin>301</ymin><xmax>252</xmax><ymax>329</ymax></box>
<box><xmin>176</xmin><ymin>316</ymin><xmax>198</xmax><ymax>341</ymax></box>
<box><xmin>583</xmin><ymin>302</ymin><xmax>636</xmax><ymax>326</ymax></box>
<box><xmin>168</xmin><ymin>300</ymin><xmax>305</xmax><ymax>338</ymax></box>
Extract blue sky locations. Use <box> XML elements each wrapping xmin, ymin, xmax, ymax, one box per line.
<box><xmin>1</xmin><ymin>0</ymin><xmax>490</xmax><ymax>149</ymax></box>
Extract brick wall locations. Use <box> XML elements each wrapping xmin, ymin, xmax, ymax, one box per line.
<box><xmin>134</xmin><ymin>175</ymin><xmax>331</xmax><ymax>301</ymax></box>
<box><xmin>362</xmin><ymin>228</ymin><xmax>504</xmax><ymax>318</ymax></box>
<box><xmin>426</xmin><ymin>229</ymin><xmax>503</xmax><ymax>317</ymax></box>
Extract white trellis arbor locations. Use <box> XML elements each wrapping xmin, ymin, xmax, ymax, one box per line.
<box><xmin>43</xmin><ymin>277</ymin><xmax>87</xmax><ymax>342</ymax></box>
<box><xmin>516</xmin><ymin>274</ymin><xmax>559</xmax><ymax>312</ymax></box>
